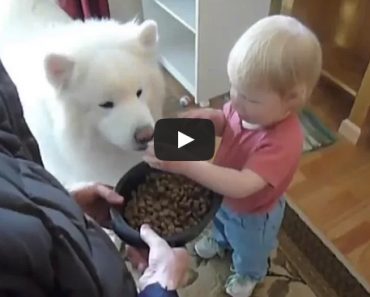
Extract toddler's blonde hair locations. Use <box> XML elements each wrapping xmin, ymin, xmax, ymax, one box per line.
<box><xmin>227</xmin><ymin>15</ymin><xmax>322</xmax><ymax>104</ymax></box>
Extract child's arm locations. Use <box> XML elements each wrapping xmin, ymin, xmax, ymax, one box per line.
<box><xmin>179</xmin><ymin>108</ymin><xmax>226</xmax><ymax>136</ymax></box>
<box><xmin>143</xmin><ymin>144</ymin><xmax>267</xmax><ymax>198</ymax></box>
<box><xmin>180</xmin><ymin>161</ymin><xmax>266</xmax><ymax>198</ymax></box>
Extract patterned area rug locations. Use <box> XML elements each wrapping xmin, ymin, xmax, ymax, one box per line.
<box><xmin>125</xmin><ymin>218</ymin><xmax>341</xmax><ymax>297</ymax></box>
<box><xmin>126</xmin><ymin>236</ymin><xmax>320</xmax><ymax>297</ymax></box>
<box><xmin>300</xmin><ymin>109</ymin><xmax>336</xmax><ymax>153</ymax></box>
<box><xmin>178</xmin><ymin>230</ymin><xmax>319</xmax><ymax>297</ymax></box>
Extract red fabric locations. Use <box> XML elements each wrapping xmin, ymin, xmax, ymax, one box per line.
<box><xmin>58</xmin><ymin>0</ymin><xmax>110</xmax><ymax>20</ymax></box>
<box><xmin>213</xmin><ymin>102</ymin><xmax>304</xmax><ymax>214</ymax></box>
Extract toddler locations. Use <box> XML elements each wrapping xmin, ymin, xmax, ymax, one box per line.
<box><xmin>144</xmin><ymin>15</ymin><xmax>322</xmax><ymax>297</ymax></box>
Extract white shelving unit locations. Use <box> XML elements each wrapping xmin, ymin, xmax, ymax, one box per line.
<box><xmin>154</xmin><ymin>0</ymin><xmax>196</xmax><ymax>33</ymax></box>
<box><xmin>142</xmin><ymin>0</ymin><xmax>271</xmax><ymax>106</ymax></box>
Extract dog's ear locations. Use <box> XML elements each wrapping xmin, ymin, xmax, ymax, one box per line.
<box><xmin>137</xmin><ymin>20</ymin><xmax>158</xmax><ymax>49</ymax></box>
<box><xmin>44</xmin><ymin>54</ymin><xmax>75</xmax><ymax>88</ymax></box>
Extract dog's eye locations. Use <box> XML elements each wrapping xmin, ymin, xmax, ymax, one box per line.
<box><xmin>136</xmin><ymin>89</ymin><xmax>143</xmax><ymax>98</ymax></box>
<box><xmin>99</xmin><ymin>101</ymin><xmax>114</xmax><ymax>109</ymax></box>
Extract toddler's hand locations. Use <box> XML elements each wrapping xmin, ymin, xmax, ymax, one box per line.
<box><xmin>178</xmin><ymin>108</ymin><xmax>225</xmax><ymax>136</ymax></box>
<box><xmin>143</xmin><ymin>142</ymin><xmax>188</xmax><ymax>174</ymax></box>
<box><xmin>178</xmin><ymin>108</ymin><xmax>214</xmax><ymax>119</ymax></box>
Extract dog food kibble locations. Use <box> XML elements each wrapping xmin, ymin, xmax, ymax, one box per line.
<box><xmin>123</xmin><ymin>172</ymin><xmax>212</xmax><ymax>237</ymax></box>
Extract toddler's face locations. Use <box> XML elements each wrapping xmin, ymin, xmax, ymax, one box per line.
<box><xmin>229</xmin><ymin>85</ymin><xmax>291</xmax><ymax>127</ymax></box>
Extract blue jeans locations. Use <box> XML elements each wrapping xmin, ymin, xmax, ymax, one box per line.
<box><xmin>212</xmin><ymin>198</ymin><xmax>286</xmax><ymax>282</ymax></box>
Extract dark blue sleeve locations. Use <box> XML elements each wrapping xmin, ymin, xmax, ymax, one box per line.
<box><xmin>138</xmin><ymin>283</ymin><xmax>179</xmax><ymax>297</ymax></box>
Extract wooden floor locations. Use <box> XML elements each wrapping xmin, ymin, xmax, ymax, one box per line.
<box><xmin>287</xmin><ymin>78</ymin><xmax>370</xmax><ymax>290</ymax></box>
<box><xmin>164</xmin><ymin>72</ymin><xmax>370</xmax><ymax>290</ymax></box>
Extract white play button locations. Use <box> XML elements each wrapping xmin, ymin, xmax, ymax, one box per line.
<box><xmin>178</xmin><ymin>131</ymin><xmax>194</xmax><ymax>148</ymax></box>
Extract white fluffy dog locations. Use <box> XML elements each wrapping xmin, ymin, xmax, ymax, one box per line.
<box><xmin>0</xmin><ymin>0</ymin><xmax>165</xmax><ymax>187</ymax></box>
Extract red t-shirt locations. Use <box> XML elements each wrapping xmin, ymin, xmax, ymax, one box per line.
<box><xmin>213</xmin><ymin>102</ymin><xmax>304</xmax><ymax>214</ymax></box>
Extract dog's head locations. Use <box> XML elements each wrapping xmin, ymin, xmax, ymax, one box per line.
<box><xmin>44</xmin><ymin>20</ymin><xmax>165</xmax><ymax>151</ymax></box>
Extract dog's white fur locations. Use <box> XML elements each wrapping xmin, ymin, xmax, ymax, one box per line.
<box><xmin>0</xmin><ymin>0</ymin><xmax>165</xmax><ymax>186</ymax></box>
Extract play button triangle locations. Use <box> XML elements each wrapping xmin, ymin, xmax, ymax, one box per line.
<box><xmin>178</xmin><ymin>131</ymin><xmax>194</xmax><ymax>148</ymax></box>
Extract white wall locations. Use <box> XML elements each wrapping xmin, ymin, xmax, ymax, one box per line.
<box><xmin>108</xmin><ymin>0</ymin><xmax>143</xmax><ymax>23</ymax></box>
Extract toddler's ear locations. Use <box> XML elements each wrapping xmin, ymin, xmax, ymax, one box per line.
<box><xmin>137</xmin><ymin>20</ymin><xmax>159</xmax><ymax>50</ymax></box>
<box><xmin>286</xmin><ymin>85</ymin><xmax>306</xmax><ymax>110</ymax></box>
<box><xmin>44</xmin><ymin>53</ymin><xmax>75</xmax><ymax>88</ymax></box>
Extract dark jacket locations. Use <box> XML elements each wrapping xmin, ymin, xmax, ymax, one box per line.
<box><xmin>0</xmin><ymin>60</ymin><xmax>137</xmax><ymax>296</ymax></box>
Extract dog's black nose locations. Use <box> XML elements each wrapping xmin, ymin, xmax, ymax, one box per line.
<box><xmin>134</xmin><ymin>125</ymin><xmax>154</xmax><ymax>145</ymax></box>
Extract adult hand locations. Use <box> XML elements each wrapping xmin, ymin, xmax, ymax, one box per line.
<box><xmin>126</xmin><ymin>245</ymin><xmax>149</xmax><ymax>274</ymax></box>
<box><xmin>69</xmin><ymin>182</ymin><xmax>124</xmax><ymax>227</ymax></box>
<box><xmin>127</xmin><ymin>225</ymin><xmax>190</xmax><ymax>291</ymax></box>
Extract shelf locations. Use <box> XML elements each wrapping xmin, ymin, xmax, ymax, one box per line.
<box><xmin>142</xmin><ymin>0</ymin><xmax>271</xmax><ymax>104</ymax></box>
<box><xmin>143</xmin><ymin>0</ymin><xmax>196</xmax><ymax>94</ymax></box>
<box><xmin>322</xmin><ymin>45</ymin><xmax>368</xmax><ymax>97</ymax></box>
<box><xmin>154</xmin><ymin>0</ymin><xmax>196</xmax><ymax>33</ymax></box>
<box><xmin>160</xmin><ymin>37</ymin><xmax>195</xmax><ymax>95</ymax></box>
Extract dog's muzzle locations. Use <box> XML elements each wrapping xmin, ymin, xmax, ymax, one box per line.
<box><xmin>134</xmin><ymin>125</ymin><xmax>154</xmax><ymax>150</ymax></box>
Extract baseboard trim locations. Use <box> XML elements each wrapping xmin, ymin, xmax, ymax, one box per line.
<box><xmin>338</xmin><ymin>119</ymin><xmax>361</xmax><ymax>144</ymax></box>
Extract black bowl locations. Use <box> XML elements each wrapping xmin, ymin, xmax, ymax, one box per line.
<box><xmin>110</xmin><ymin>162</ymin><xmax>223</xmax><ymax>248</ymax></box>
